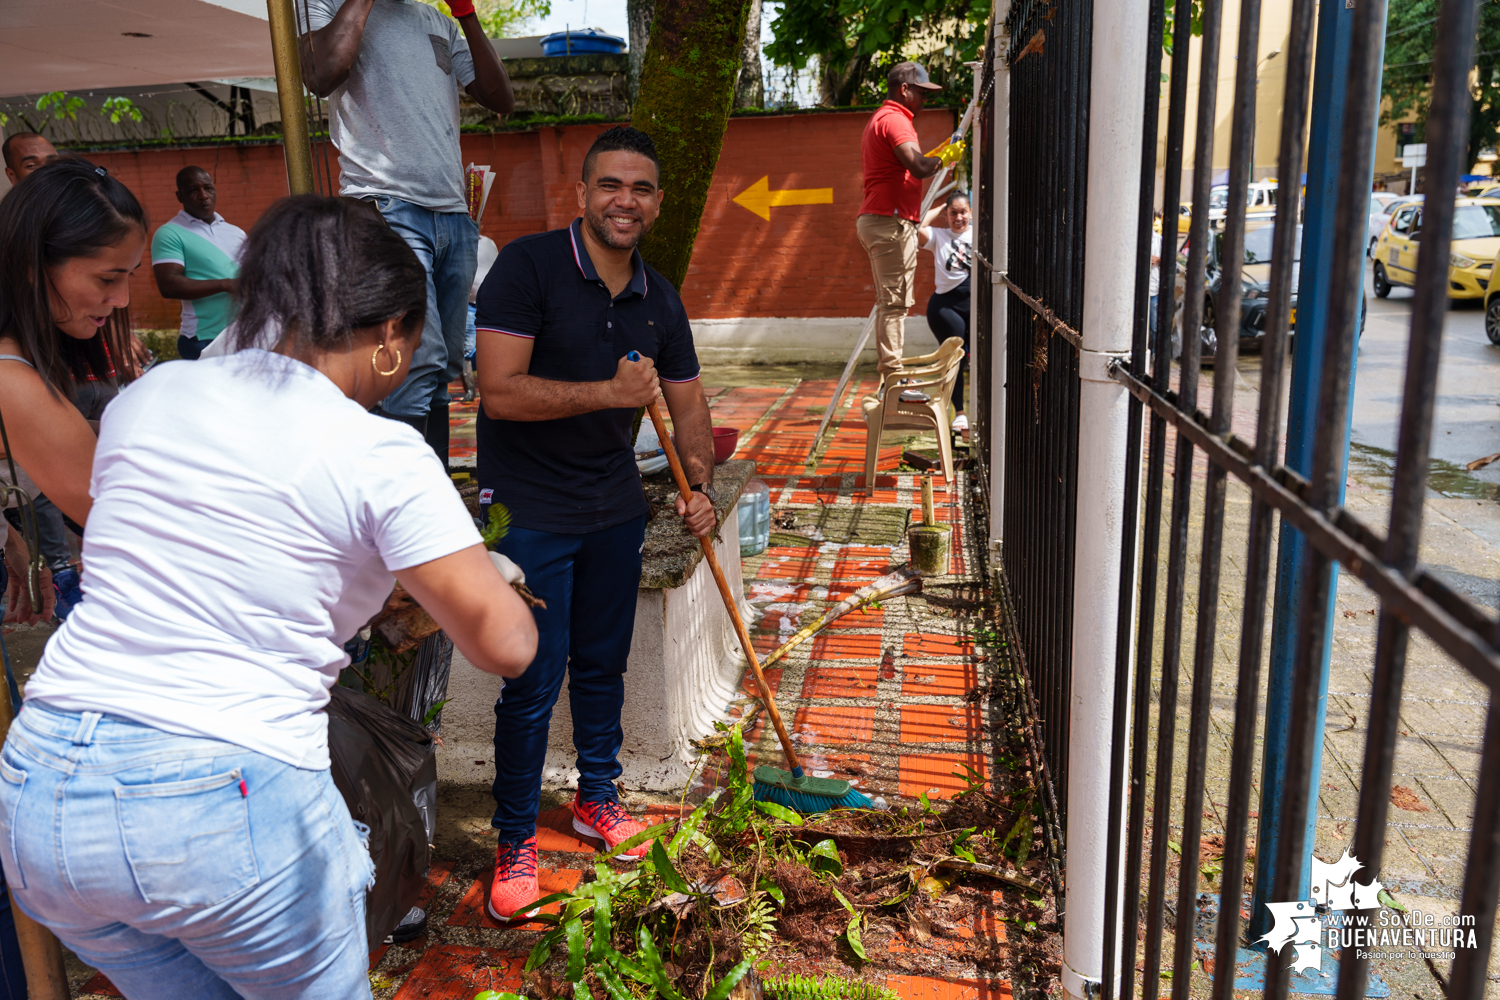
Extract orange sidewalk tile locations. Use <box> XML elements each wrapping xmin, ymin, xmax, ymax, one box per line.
<box><xmin>902</xmin><ymin>632</ymin><xmax>976</xmax><ymax>658</ymax></box>
<box><xmin>898</xmin><ymin>752</ymin><xmax>989</xmax><ymax>800</ymax></box>
<box><xmin>900</xmin><ymin>704</ymin><xmax>984</xmax><ymax>743</ymax></box>
<box><xmin>792</xmin><ymin>705</ymin><xmax>876</xmax><ymax>745</ymax></box>
<box><xmin>809</xmin><ymin>632</ymin><xmax>883</xmax><ymax>661</ymax></box>
<box><xmin>391</xmin><ymin>948</ymin><xmax>524</xmax><ymax>1000</ymax></box>
<box><xmin>801</xmin><ymin>663</ymin><xmax>880</xmax><ymax>699</ymax></box>
<box><xmin>886</xmin><ymin>976</ymin><xmax>1013</xmax><ymax>1000</ymax></box>
<box><xmin>901</xmin><ymin>661</ymin><xmax>981</xmax><ymax>698</ymax></box>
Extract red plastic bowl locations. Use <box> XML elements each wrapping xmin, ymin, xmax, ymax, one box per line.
<box><xmin>712</xmin><ymin>426</ymin><xmax>739</xmax><ymax>464</ymax></box>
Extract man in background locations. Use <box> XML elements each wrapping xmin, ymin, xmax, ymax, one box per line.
<box><xmin>152</xmin><ymin>166</ymin><xmax>246</xmax><ymax>360</ymax></box>
<box><xmin>302</xmin><ymin>0</ymin><xmax>515</xmax><ymax>463</ymax></box>
<box><xmin>857</xmin><ymin>63</ymin><xmax>960</xmax><ymax>379</ymax></box>
<box><xmin>2</xmin><ymin>132</ymin><xmax>58</xmax><ymax>186</ymax></box>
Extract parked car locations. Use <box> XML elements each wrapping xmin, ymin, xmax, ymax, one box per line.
<box><xmin>1366</xmin><ymin>192</ymin><xmax>1403</xmax><ymax>254</ymax></box>
<box><xmin>1371</xmin><ymin>198</ymin><xmax>1500</xmax><ymax>300</ymax></box>
<box><xmin>1368</xmin><ymin>194</ymin><xmax>1421</xmax><ymax>256</ymax></box>
<box><xmin>1207</xmin><ymin>180</ymin><xmax>1279</xmax><ymax>224</ymax></box>
<box><xmin>1172</xmin><ymin>219</ymin><xmax>1364</xmax><ymax>363</ymax></box>
<box><xmin>1480</xmin><ymin>253</ymin><xmax>1500</xmax><ymax>345</ymax></box>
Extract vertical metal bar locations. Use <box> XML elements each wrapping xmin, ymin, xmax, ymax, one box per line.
<box><xmin>1211</xmin><ymin>0</ymin><xmax>1317</xmax><ymax>988</ymax></box>
<box><xmin>1140</xmin><ymin>0</ymin><xmax>1194</xmax><ymax>988</ymax></box>
<box><xmin>1448</xmin><ymin>697</ymin><xmax>1500</xmax><ymax>1000</ymax></box>
<box><xmin>1167</xmin><ymin>0</ymin><xmax>1226</xmax><ymax>989</ymax></box>
<box><xmin>266</xmin><ymin>0</ymin><xmax>315</xmax><ymax>195</ymax></box>
<box><xmin>1101</xmin><ymin>0</ymin><xmax>1165</xmax><ymax>987</ymax></box>
<box><xmin>1264</xmin><ymin>2</ymin><xmax>1386</xmax><ymax>998</ymax></box>
<box><xmin>1335</xmin><ymin>0</ymin><xmax>1478</xmax><ymax>996</ymax></box>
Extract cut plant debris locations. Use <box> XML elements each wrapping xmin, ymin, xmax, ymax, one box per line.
<box><xmin>508</xmin><ymin>720</ymin><xmax>1059</xmax><ymax>1000</ymax></box>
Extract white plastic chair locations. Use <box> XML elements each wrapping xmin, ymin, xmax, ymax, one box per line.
<box><xmin>859</xmin><ymin>338</ymin><xmax>966</xmax><ymax>496</ymax></box>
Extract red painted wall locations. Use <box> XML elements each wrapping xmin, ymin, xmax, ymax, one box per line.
<box><xmin>89</xmin><ymin>108</ymin><xmax>956</xmax><ymax>332</ymax></box>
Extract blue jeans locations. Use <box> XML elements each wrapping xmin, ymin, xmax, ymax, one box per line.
<box><xmin>371</xmin><ymin>197</ymin><xmax>478</xmax><ymax>419</ymax></box>
<box><xmin>485</xmin><ymin>513</ymin><xmax>646</xmax><ymax>841</ymax></box>
<box><xmin>0</xmin><ymin>704</ymin><xmax>374</xmax><ymax>999</ymax></box>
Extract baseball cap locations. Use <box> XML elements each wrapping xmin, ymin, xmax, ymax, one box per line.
<box><xmin>888</xmin><ymin>62</ymin><xmax>943</xmax><ymax>92</ymax></box>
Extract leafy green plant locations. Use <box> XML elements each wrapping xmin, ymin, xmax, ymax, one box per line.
<box><xmin>36</xmin><ymin>91</ymin><xmax>84</xmax><ymax>122</ymax></box>
<box><xmin>480</xmin><ymin>503</ymin><xmax>512</xmax><ymax>550</ymax></box>
<box><xmin>101</xmin><ymin>96</ymin><xmax>143</xmax><ymax>124</ymax></box>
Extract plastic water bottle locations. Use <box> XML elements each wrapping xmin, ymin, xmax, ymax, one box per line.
<box><xmin>739</xmin><ymin>480</ymin><xmax>770</xmax><ymax>556</ymax></box>
<box><xmin>755</xmin><ymin>483</ymin><xmax>770</xmax><ymax>552</ymax></box>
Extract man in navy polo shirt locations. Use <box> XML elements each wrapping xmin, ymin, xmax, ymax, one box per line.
<box><xmin>474</xmin><ymin>126</ymin><xmax>716</xmax><ymax>922</ymax></box>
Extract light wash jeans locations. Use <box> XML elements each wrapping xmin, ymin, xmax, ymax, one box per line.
<box><xmin>371</xmin><ymin>196</ymin><xmax>479</xmax><ymax>420</ymax></box>
<box><xmin>0</xmin><ymin>703</ymin><xmax>374</xmax><ymax>999</ymax></box>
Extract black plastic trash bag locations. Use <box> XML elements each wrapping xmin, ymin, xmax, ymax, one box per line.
<box><xmin>327</xmin><ymin>684</ymin><xmax>437</xmax><ymax>950</ymax></box>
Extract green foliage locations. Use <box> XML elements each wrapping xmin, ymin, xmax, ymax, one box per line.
<box><xmin>36</xmin><ymin>92</ymin><xmax>85</xmax><ymax>122</ymax></box>
<box><xmin>416</xmin><ymin>0</ymin><xmax>552</xmax><ymax>38</ymax></box>
<box><xmin>632</xmin><ymin>0</ymin><xmax>754</xmax><ymax>289</ymax></box>
<box><xmin>101</xmin><ymin>97</ymin><xmax>143</xmax><ymax>124</ymax></box>
<box><xmin>765</xmin><ymin>0</ymin><xmax>989</xmax><ymax>107</ymax></box>
<box><xmin>1160</xmin><ymin>0</ymin><xmax>1204</xmax><ymax>57</ymax></box>
<box><xmin>1381</xmin><ymin>0</ymin><xmax>1500</xmax><ymax>166</ymax></box>
<box><xmin>481</xmin><ymin>503</ymin><xmax>512</xmax><ymax>549</ymax></box>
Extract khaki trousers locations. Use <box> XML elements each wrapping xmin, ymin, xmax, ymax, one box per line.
<box><xmin>856</xmin><ymin>213</ymin><xmax>919</xmax><ymax>375</ymax></box>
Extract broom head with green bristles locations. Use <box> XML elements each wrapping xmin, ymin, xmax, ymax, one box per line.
<box><xmin>753</xmin><ymin>764</ymin><xmax>873</xmax><ymax>813</ymax></box>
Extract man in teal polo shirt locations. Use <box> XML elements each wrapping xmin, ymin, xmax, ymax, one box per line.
<box><xmin>151</xmin><ymin>166</ymin><xmax>246</xmax><ymax>360</ymax></box>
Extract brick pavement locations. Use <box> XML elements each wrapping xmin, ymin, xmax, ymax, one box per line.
<box><xmin>74</xmin><ymin>376</ymin><xmax>1010</xmax><ymax>999</ymax></box>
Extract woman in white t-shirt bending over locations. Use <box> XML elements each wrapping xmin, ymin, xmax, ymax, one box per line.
<box><xmin>918</xmin><ymin>190</ymin><xmax>973</xmax><ymax>435</ymax></box>
<box><xmin>2</xmin><ymin>196</ymin><xmax>537</xmax><ymax>1000</ymax></box>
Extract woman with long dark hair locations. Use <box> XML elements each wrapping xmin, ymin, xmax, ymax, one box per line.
<box><xmin>0</xmin><ymin>157</ymin><xmax>147</xmax><ymax>623</ymax></box>
<box><xmin>0</xmin><ymin>195</ymin><xmax>537</xmax><ymax>998</ymax></box>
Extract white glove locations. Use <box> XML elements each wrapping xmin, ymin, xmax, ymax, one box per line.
<box><xmin>489</xmin><ymin>550</ymin><xmax>526</xmax><ymax>586</ymax></box>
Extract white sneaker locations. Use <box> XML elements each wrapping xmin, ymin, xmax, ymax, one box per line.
<box><xmin>899</xmin><ymin>388</ymin><xmax>931</xmax><ymax>402</ymax></box>
<box><xmin>951</xmin><ymin>413</ymin><xmax>969</xmax><ymax>434</ymax></box>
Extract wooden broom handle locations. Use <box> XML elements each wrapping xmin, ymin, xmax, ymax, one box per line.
<box><xmin>644</xmin><ymin>401</ymin><xmax>803</xmax><ymax>775</ymax></box>
<box><xmin>0</xmin><ymin>677</ymin><xmax>70</xmax><ymax>1000</ymax></box>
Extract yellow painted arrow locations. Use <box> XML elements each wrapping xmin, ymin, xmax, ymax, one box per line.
<box><xmin>732</xmin><ymin>176</ymin><xmax>834</xmax><ymax>221</ymax></box>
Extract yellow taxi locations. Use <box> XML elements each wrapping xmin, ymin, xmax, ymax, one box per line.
<box><xmin>1372</xmin><ymin>197</ymin><xmax>1500</xmax><ymax>300</ymax></box>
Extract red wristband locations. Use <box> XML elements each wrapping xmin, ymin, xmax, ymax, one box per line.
<box><xmin>447</xmin><ymin>0</ymin><xmax>476</xmax><ymax>17</ymax></box>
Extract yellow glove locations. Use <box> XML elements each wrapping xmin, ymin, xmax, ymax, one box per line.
<box><xmin>936</xmin><ymin>139</ymin><xmax>966</xmax><ymax>168</ymax></box>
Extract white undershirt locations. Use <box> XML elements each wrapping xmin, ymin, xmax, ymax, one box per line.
<box><xmin>27</xmin><ymin>350</ymin><xmax>480</xmax><ymax>769</ymax></box>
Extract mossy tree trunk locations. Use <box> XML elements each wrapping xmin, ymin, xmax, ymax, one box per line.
<box><xmin>631</xmin><ymin>0</ymin><xmax>753</xmax><ymax>290</ymax></box>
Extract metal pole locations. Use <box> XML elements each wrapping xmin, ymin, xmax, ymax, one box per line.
<box><xmin>1062</xmin><ymin>0</ymin><xmax>1146</xmax><ymax>994</ymax></box>
<box><xmin>1250</xmin><ymin>0</ymin><xmax>1387</xmax><ymax>937</ymax></box>
<box><xmin>266</xmin><ymin>0</ymin><xmax>316</xmax><ymax>196</ymax></box>
<box><xmin>989</xmin><ymin>14</ymin><xmax>1011</xmax><ymax>557</ymax></box>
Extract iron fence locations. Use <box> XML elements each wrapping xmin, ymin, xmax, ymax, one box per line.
<box><xmin>995</xmin><ymin>0</ymin><xmax>1091</xmax><ymax>812</ymax></box>
<box><xmin>972</xmin><ymin>0</ymin><xmax>1500</xmax><ymax>996</ymax></box>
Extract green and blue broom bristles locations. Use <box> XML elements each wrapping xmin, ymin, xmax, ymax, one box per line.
<box><xmin>752</xmin><ymin>764</ymin><xmax>873</xmax><ymax>813</ymax></box>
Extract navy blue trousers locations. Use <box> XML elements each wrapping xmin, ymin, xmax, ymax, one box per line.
<box><xmin>487</xmin><ymin>514</ymin><xmax>646</xmax><ymax>842</ymax></box>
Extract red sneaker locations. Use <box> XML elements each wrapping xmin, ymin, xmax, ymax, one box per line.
<box><xmin>486</xmin><ymin>836</ymin><xmax>540</xmax><ymax>923</ymax></box>
<box><xmin>571</xmin><ymin>795</ymin><xmax>651</xmax><ymax>859</ymax></box>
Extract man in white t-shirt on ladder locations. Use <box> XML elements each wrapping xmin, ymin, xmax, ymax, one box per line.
<box><xmin>300</xmin><ymin>0</ymin><xmax>515</xmax><ymax>464</ymax></box>
<box><xmin>917</xmin><ymin>189</ymin><xmax>973</xmax><ymax>435</ymax></box>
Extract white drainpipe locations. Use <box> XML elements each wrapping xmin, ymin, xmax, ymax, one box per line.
<box><xmin>987</xmin><ymin>11</ymin><xmax>1011</xmax><ymax>562</ymax></box>
<box><xmin>1063</xmin><ymin>1</ymin><xmax>1149</xmax><ymax>998</ymax></box>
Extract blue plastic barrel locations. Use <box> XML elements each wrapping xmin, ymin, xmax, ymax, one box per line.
<box><xmin>541</xmin><ymin>28</ymin><xmax>626</xmax><ymax>56</ymax></box>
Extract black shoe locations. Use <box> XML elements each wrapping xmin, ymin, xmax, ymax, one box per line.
<box><xmin>384</xmin><ymin>905</ymin><xmax>427</xmax><ymax>944</ymax></box>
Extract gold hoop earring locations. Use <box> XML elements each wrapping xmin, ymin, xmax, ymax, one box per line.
<box><xmin>372</xmin><ymin>344</ymin><xmax>402</xmax><ymax>377</ymax></box>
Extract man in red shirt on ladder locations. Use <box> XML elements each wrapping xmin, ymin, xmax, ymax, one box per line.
<box><xmin>857</xmin><ymin>63</ymin><xmax>957</xmax><ymax>379</ymax></box>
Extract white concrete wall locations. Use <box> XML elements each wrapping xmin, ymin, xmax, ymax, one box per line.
<box><xmin>437</xmin><ymin>507</ymin><xmax>755</xmax><ymax>792</ymax></box>
<box><xmin>691</xmin><ymin>316</ymin><xmax>935</xmax><ymax>364</ymax></box>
